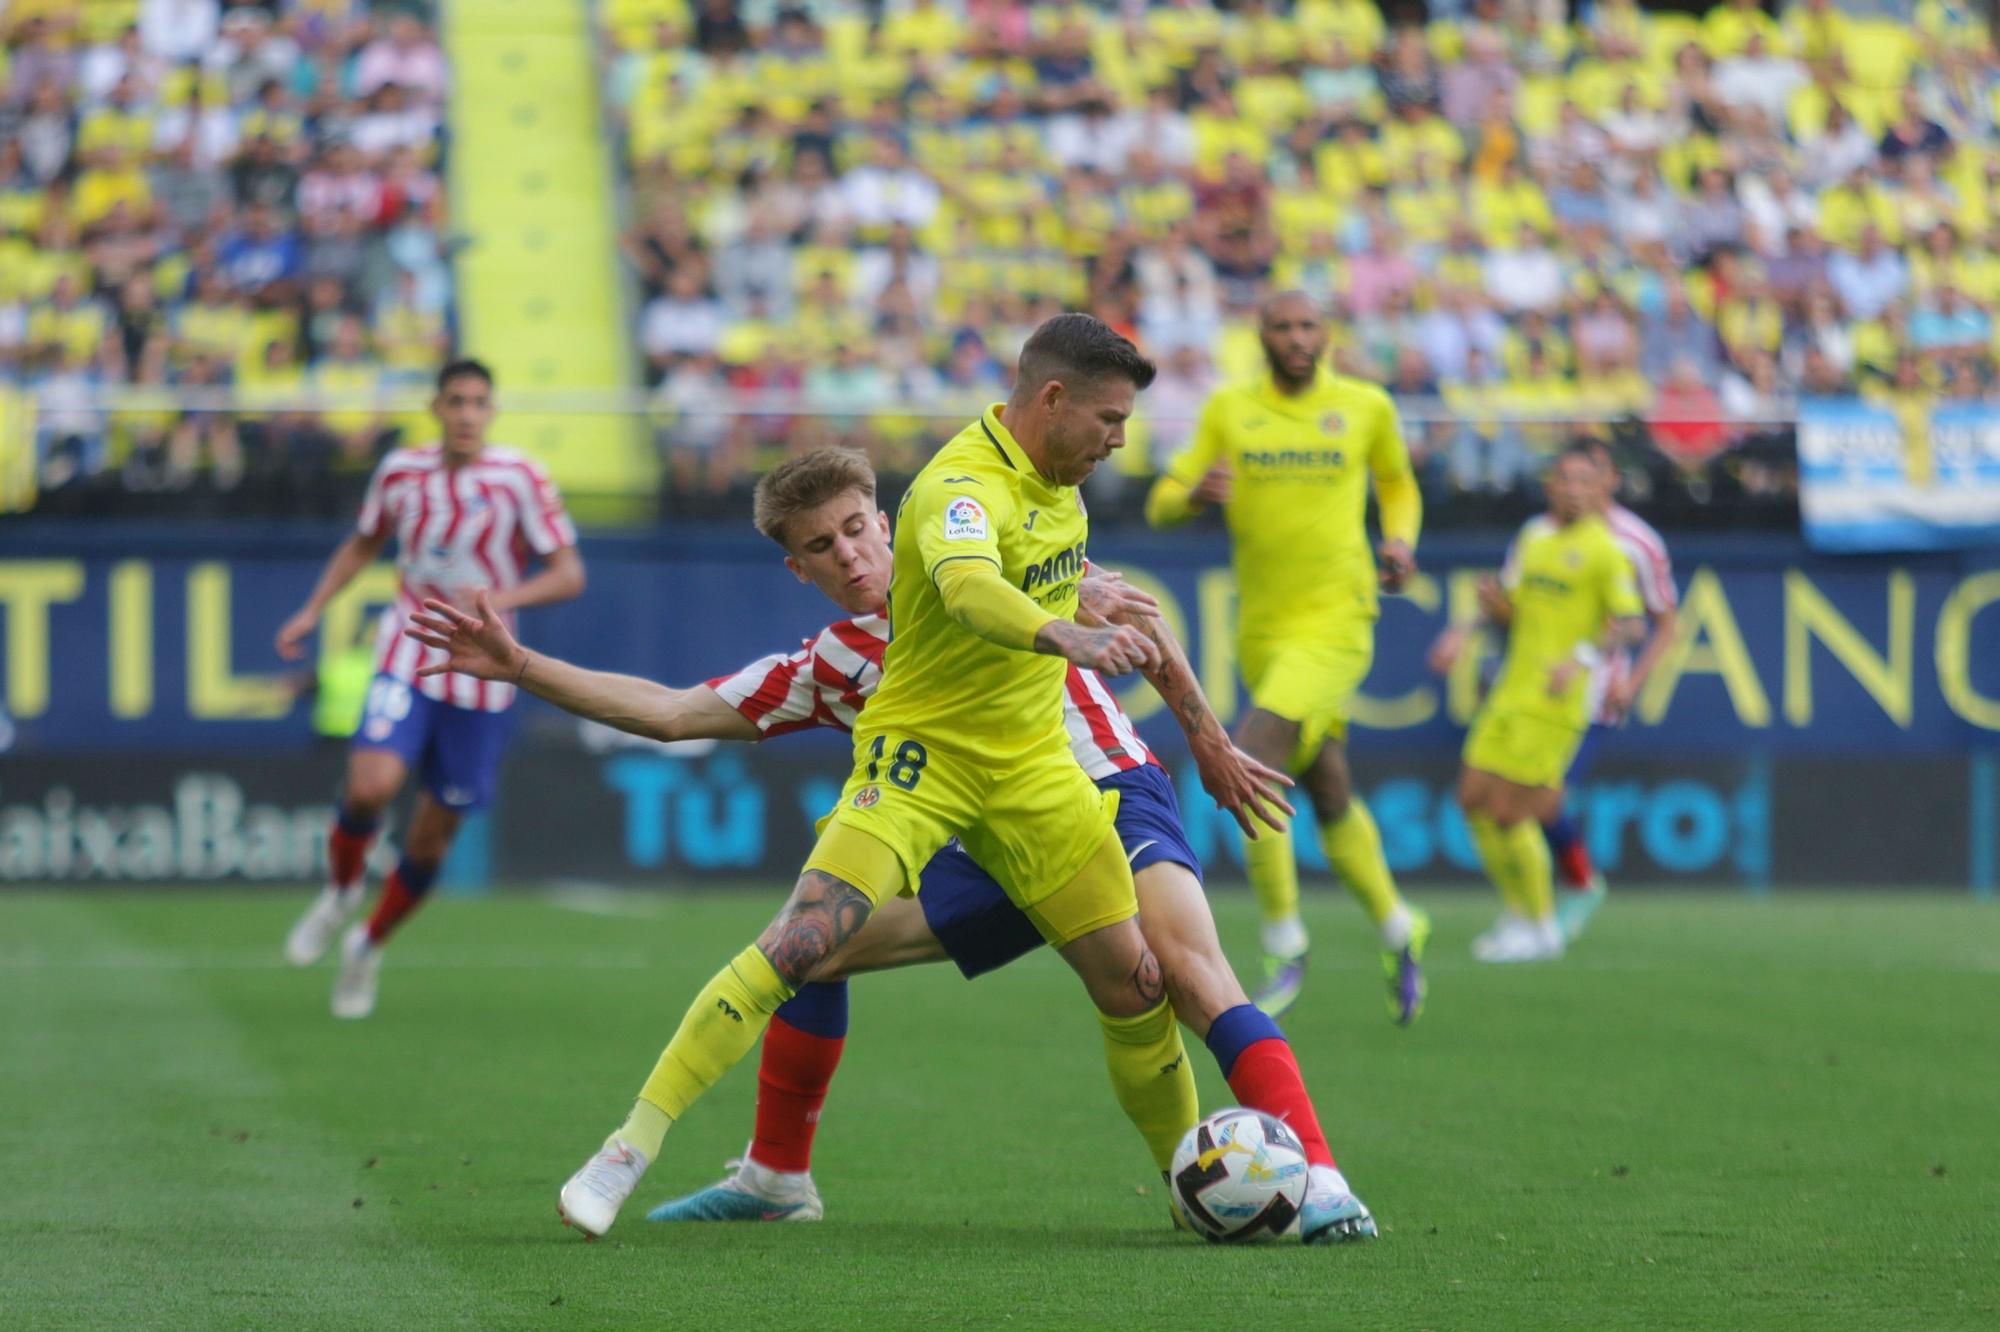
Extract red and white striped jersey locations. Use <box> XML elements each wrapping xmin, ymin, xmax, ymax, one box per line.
<box><xmin>1596</xmin><ymin>503</ymin><xmax>1676</xmax><ymax>724</ymax></box>
<box><xmin>707</xmin><ymin>613</ymin><xmax>1156</xmax><ymax>780</ymax></box>
<box><xmin>358</xmin><ymin>444</ymin><xmax>577</xmax><ymax>712</ymax></box>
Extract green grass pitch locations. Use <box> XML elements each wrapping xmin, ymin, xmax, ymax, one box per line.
<box><xmin>2</xmin><ymin>888</ymin><xmax>1995</xmax><ymax>1330</ymax></box>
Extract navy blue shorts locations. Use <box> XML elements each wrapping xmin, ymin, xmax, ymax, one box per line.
<box><xmin>1564</xmin><ymin>722</ymin><xmax>1612</xmax><ymax>786</ymax></box>
<box><xmin>919</xmin><ymin>762</ymin><xmax>1201</xmax><ymax>979</ymax></box>
<box><xmin>351</xmin><ymin>674</ymin><xmax>511</xmax><ymax>811</ymax></box>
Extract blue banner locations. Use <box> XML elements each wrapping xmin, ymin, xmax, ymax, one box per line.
<box><xmin>1798</xmin><ymin>397</ymin><xmax>2000</xmax><ymax>552</ymax></box>
<box><xmin>3</xmin><ymin>523</ymin><xmax>1998</xmax><ymax>756</ymax></box>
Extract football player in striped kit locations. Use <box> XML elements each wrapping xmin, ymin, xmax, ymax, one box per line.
<box><xmin>277</xmin><ymin>359</ymin><xmax>585</xmax><ymax>1018</ymax></box>
<box><xmin>409</xmin><ymin>447</ymin><xmax>1376</xmax><ymax>1241</ymax></box>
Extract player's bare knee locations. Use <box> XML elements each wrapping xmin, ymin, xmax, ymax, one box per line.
<box><xmin>1232</xmin><ymin>708</ymin><xmax>1298</xmax><ymax>771</ymax></box>
<box><xmin>1302</xmin><ymin>746</ymin><xmax>1352</xmax><ymax>820</ymax></box>
<box><xmin>1456</xmin><ymin>769</ymin><xmax>1486</xmax><ymax>816</ymax></box>
<box><xmin>342</xmin><ymin>779</ymin><xmax>397</xmax><ymax>817</ymax></box>
<box><xmin>758</xmin><ymin>869</ymin><xmax>874</xmax><ymax>988</ymax></box>
<box><xmin>1093</xmin><ymin>944</ymin><xmax>1166</xmax><ymax>1019</ymax></box>
<box><xmin>1152</xmin><ymin>936</ymin><xmax>1242</xmax><ymax>1037</ymax></box>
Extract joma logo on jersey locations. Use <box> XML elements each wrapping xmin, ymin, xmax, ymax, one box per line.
<box><xmin>1022</xmin><ymin>541</ymin><xmax>1087</xmax><ymax>592</ymax></box>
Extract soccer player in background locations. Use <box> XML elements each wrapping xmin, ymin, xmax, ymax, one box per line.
<box><xmin>275</xmin><ymin>359</ymin><xmax>585</xmax><ymax>1018</ymax></box>
<box><xmin>1144</xmin><ymin>291</ymin><xmax>1430</xmax><ymax>1024</ymax></box>
<box><xmin>408</xmin><ymin>446</ymin><xmax>1376</xmax><ymax>1241</ymax></box>
<box><xmin>1546</xmin><ymin>440</ymin><xmax>1679</xmax><ymax>939</ymax></box>
<box><xmin>1436</xmin><ymin>443</ymin><xmax>1644</xmax><ymax>962</ymax></box>
<box><xmin>1430</xmin><ymin>438</ymin><xmax>1678</xmax><ymax>943</ymax></box>
<box><xmin>547</xmin><ymin>315</ymin><xmax>1375</xmax><ymax>1242</ymax></box>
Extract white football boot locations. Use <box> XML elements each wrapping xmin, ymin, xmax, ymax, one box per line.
<box><xmin>559</xmin><ymin>1138</ymin><xmax>650</xmax><ymax>1238</ymax></box>
<box><xmin>1474</xmin><ymin>915</ymin><xmax>1565</xmax><ymax>963</ymax></box>
<box><xmin>329</xmin><ymin>925</ymin><xmax>382</xmax><ymax>1019</ymax></box>
<box><xmin>285</xmin><ymin>886</ymin><xmax>361</xmax><ymax>966</ymax></box>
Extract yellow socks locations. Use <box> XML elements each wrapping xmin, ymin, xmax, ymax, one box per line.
<box><xmin>1243</xmin><ymin>823</ymin><xmax>1307</xmax><ymax>958</ymax></box>
<box><xmin>1319</xmin><ymin>799</ymin><xmax>1412</xmax><ymax>946</ymax></box>
<box><xmin>615</xmin><ymin>1099</ymin><xmax>672</xmax><ymax>1161</ymax></box>
<box><xmin>1469</xmin><ymin>813</ymin><xmax>1555</xmax><ymax>923</ymax></box>
<box><xmin>1098</xmin><ymin>998</ymin><xmax>1200</xmax><ymax>1172</ymax></box>
<box><xmin>1505</xmin><ymin>816</ymin><xmax>1555</xmax><ymax>922</ymax></box>
<box><xmin>1468</xmin><ymin>813</ymin><xmax>1521</xmax><ymax>916</ymax></box>
<box><xmin>627</xmin><ymin>944</ymin><xmax>795</xmax><ymax>1156</ymax></box>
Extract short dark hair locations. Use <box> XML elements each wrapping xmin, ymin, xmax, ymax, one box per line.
<box><xmin>1556</xmin><ymin>438</ymin><xmax>1600</xmax><ymax>467</ymax></box>
<box><xmin>437</xmin><ymin>358</ymin><xmax>493</xmax><ymax>393</ymax></box>
<box><xmin>1014</xmin><ymin>313</ymin><xmax>1156</xmax><ymax>396</ymax></box>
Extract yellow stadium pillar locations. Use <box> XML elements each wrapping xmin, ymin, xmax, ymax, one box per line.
<box><xmin>443</xmin><ymin>0</ymin><xmax>654</xmax><ymax>519</ymax></box>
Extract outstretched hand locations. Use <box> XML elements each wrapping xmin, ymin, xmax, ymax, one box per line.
<box><xmin>275</xmin><ymin>607</ymin><xmax>318</xmax><ymax>661</ymax></box>
<box><xmin>1191</xmin><ymin>734</ymin><xmax>1296</xmax><ymax>840</ymax></box>
<box><xmin>403</xmin><ymin>591</ymin><xmax>527</xmax><ymax>682</ymax></box>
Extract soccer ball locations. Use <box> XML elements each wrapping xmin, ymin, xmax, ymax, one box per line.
<box><xmin>1169</xmin><ymin>1107</ymin><xmax>1310</xmax><ymax>1243</ymax></box>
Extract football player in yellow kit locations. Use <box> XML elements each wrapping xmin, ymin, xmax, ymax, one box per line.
<box><xmin>552</xmin><ymin>314</ymin><xmax>1377</xmax><ymax>1243</ymax></box>
<box><xmin>1145</xmin><ymin>292</ymin><xmax>1431</xmax><ymax>1024</ymax></box>
<box><xmin>1436</xmin><ymin>443</ymin><xmax>1645</xmax><ymax>962</ymax></box>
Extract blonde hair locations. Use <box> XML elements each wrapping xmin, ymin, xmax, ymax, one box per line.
<box><xmin>751</xmin><ymin>447</ymin><xmax>878</xmax><ymax>549</ymax></box>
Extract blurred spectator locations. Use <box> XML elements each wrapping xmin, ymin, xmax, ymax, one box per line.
<box><xmin>1641</xmin><ymin>286</ymin><xmax>1721</xmax><ymax>383</ymax></box>
<box><xmin>1828</xmin><ymin>228</ymin><xmax>1910</xmax><ymax>322</ymax></box>
<box><xmin>1484</xmin><ymin>223</ymin><xmax>1564</xmax><ymax>314</ymax></box>
<box><xmin>1649</xmin><ymin>358</ymin><xmax>1732</xmax><ymax>472</ymax></box>
<box><xmin>1417</xmin><ymin>284</ymin><xmax>1507</xmax><ymax>385</ymax></box>
<box><xmin>1714</xmin><ymin>33</ymin><xmax>1806</xmax><ymax>126</ymax></box>
<box><xmin>1879</xmin><ymin>87</ymin><xmax>1951</xmax><ymax>165</ymax></box>
<box><xmin>1143</xmin><ymin>344</ymin><xmax>1215</xmax><ymax>466</ymax></box>
<box><xmin>140</xmin><ymin>0</ymin><xmax>219</xmax><ymax>64</ymax></box>
<box><xmin>1910</xmin><ymin>286</ymin><xmax>1993</xmax><ymax>355</ymax></box>
<box><xmin>355</xmin><ymin>16</ymin><xmax>449</xmax><ymax>106</ymax></box>
<box><xmin>642</xmin><ymin>269</ymin><xmax>728</xmax><ymax>383</ymax></box>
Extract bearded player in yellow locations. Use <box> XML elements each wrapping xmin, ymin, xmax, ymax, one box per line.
<box><xmin>1146</xmin><ymin>292</ymin><xmax>1429</xmax><ymax>1024</ymax></box>
<box><xmin>1437</xmin><ymin>443</ymin><xmax>1644</xmax><ymax>962</ymax></box>
<box><xmin>555</xmin><ymin>313</ymin><xmax>1380</xmax><ymax>1242</ymax></box>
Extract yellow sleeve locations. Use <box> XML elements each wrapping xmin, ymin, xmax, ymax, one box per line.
<box><xmin>932</xmin><ymin>556</ymin><xmax>1057</xmax><ymax>652</ymax></box>
<box><xmin>1144</xmin><ymin>394</ymin><xmax>1229</xmax><ymax>529</ymax></box>
<box><xmin>907</xmin><ymin>471</ymin><xmax>1050</xmax><ymax>650</ymax></box>
<box><xmin>1368</xmin><ymin>397</ymin><xmax>1422</xmax><ymax>548</ymax></box>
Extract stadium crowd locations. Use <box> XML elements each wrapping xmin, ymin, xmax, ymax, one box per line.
<box><xmin>0</xmin><ymin>0</ymin><xmax>451</xmax><ymax>512</ymax></box>
<box><xmin>603</xmin><ymin>0</ymin><xmax>1993</xmax><ymax>519</ymax></box>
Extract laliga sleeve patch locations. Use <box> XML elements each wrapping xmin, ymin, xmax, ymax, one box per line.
<box><xmin>943</xmin><ymin>496</ymin><xmax>989</xmax><ymax>542</ymax></box>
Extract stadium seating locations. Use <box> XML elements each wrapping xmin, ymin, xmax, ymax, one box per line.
<box><xmin>595</xmin><ymin>0</ymin><xmax>1993</xmax><ymax>513</ymax></box>
<box><xmin>0</xmin><ymin>0</ymin><xmax>452</xmax><ymax>509</ymax></box>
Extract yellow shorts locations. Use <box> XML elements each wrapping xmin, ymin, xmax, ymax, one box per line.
<box><xmin>1462</xmin><ymin>708</ymin><xmax>1584</xmax><ymax>791</ymax></box>
<box><xmin>1241</xmin><ymin>627</ymin><xmax>1376</xmax><ymax>771</ymax></box>
<box><xmin>806</xmin><ymin>725</ymin><xmax>1132</xmax><ymax>948</ymax></box>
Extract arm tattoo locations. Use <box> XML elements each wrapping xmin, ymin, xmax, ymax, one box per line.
<box><xmin>1130</xmin><ymin>950</ymin><xmax>1165</xmax><ymax>1007</ymax></box>
<box><xmin>757</xmin><ymin>870</ymin><xmax>874</xmax><ymax>987</ymax></box>
<box><xmin>1144</xmin><ymin>615</ymin><xmax>1208</xmax><ymax>742</ymax></box>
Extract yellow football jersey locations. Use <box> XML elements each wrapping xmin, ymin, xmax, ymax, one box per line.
<box><xmin>860</xmin><ymin>405</ymin><xmax>1087</xmax><ymax>761</ymax></box>
<box><xmin>1490</xmin><ymin>514</ymin><xmax>1644</xmax><ymax>727</ymax></box>
<box><xmin>1156</xmin><ymin>370</ymin><xmax>1419</xmax><ymax>643</ymax></box>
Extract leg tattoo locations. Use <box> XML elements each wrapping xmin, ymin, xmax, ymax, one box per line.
<box><xmin>757</xmin><ymin>871</ymin><xmax>873</xmax><ymax>987</ymax></box>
